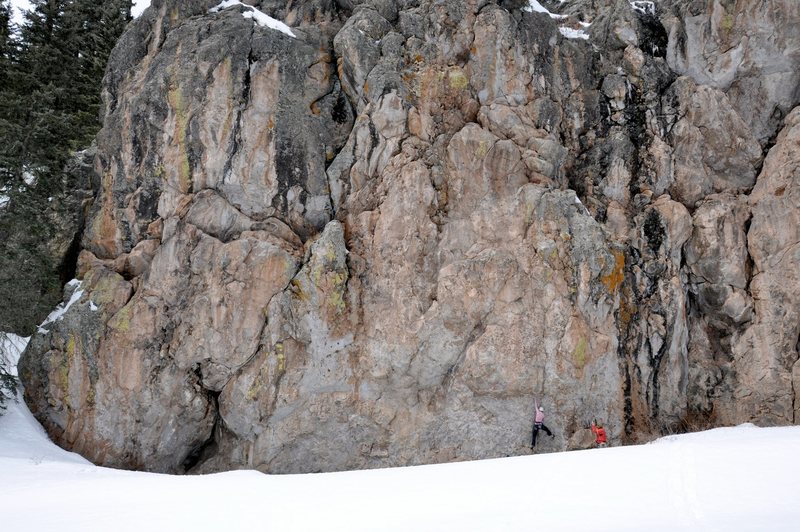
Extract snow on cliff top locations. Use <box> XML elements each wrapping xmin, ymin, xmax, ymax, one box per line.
<box><xmin>524</xmin><ymin>0</ymin><xmax>661</xmax><ymax>41</ymax></box>
<box><xmin>210</xmin><ymin>0</ymin><xmax>296</xmax><ymax>37</ymax></box>
<box><xmin>525</xmin><ymin>0</ymin><xmax>590</xmax><ymax>40</ymax></box>
<box><xmin>35</xmin><ymin>279</ymin><xmax>83</xmax><ymax>334</ymax></box>
<box><xmin>2</xmin><ymin>330</ymin><xmax>799</xmax><ymax>532</ymax></box>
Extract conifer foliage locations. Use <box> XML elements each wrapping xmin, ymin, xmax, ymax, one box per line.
<box><xmin>0</xmin><ymin>0</ymin><xmax>131</xmax><ymax>339</ymax></box>
<box><xmin>1</xmin><ymin>0</ymin><xmax>131</xmax><ymax>188</ymax></box>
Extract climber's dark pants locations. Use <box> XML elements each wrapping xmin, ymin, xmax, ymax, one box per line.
<box><xmin>531</xmin><ymin>422</ymin><xmax>552</xmax><ymax>447</ymax></box>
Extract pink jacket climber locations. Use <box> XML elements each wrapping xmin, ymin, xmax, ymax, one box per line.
<box><xmin>531</xmin><ymin>399</ymin><xmax>554</xmax><ymax>448</ymax></box>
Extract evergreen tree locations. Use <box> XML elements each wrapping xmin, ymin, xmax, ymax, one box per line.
<box><xmin>12</xmin><ymin>0</ymin><xmax>78</xmax><ymax>189</ymax></box>
<box><xmin>0</xmin><ymin>0</ymin><xmax>23</xmax><ymax>190</ymax></box>
<box><xmin>65</xmin><ymin>1</ymin><xmax>133</xmax><ymax>148</ymax></box>
<box><xmin>1</xmin><ymin>0</ymin><xmax>132</xmax><ymax>194</ymax></box>
<box><xmin>0</xmin><ymin>1</ymin><xmax>11</xmax><ymax>60</ymax></box>
<box><xmin>0</xmin><ymin>4</ymin><xmax>20</xmax><ymax>411</ymax></box>
<box><xmin>0</xmin><ymin>0</ymin><xmax>131</xmax><ymax>338</ymax></box>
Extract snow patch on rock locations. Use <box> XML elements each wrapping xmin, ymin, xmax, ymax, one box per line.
<box><xmin>559</xmin><ymin>26</ymin><xmax>590</xmax><ymax>40</ymax></box>
<box><xmin>524</xmin><ymin>0</ymin><xmax>568</xmax><ymax>20</ymax></box>
<box><xmin>630</xmin><ymin>1</ymin><xmax>656</xmax><ymax>16</ymax></box>
<box><xmin>210</xmin><ymin>1</ymin><xmax>296</xmax><ymax>38</ymax></box>
<box><xmin>36</xmin><ymin>279</ymin><xmax>83</xmax><ymax>334</ymax></box>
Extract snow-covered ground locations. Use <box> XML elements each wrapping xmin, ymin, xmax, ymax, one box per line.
<box><xmin>1</xmin><ymin>335</ymin><xmax>799</xmax><ymax>531</ymax></box>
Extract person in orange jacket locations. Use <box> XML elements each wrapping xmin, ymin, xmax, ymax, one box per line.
<box><xmin>591</xmin><ymin>420</ymin><xmax>607</xmax><ymax>447</ymax></box>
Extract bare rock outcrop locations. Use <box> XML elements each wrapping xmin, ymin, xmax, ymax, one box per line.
<box><xmin>18</xmin><ymin>0</ymin><xmax>800</xmax><ymax>473</ymax></box>
<box><xmin>731</xmin><ymin>106</ymin><xmax>800</xmax><ymax>425</ymax></box>
<box><xmin>662</xmin><ymin>0</ymin><xmax>800</xmax><ymax>145</ymax></box>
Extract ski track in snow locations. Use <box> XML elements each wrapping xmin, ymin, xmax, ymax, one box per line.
<box><xmin>667</xmin><ymin>441</ymin><xmax>705</xmax><ymax>529</ymax></box>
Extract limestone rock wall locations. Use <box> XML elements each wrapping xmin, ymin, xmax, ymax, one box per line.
<box><xmin>19</xmin><ymin>0</ymin><xmax>800</xmax><ymax>473</ymax></box>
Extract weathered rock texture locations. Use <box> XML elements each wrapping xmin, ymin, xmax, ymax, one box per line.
<box><xmin>18</xmin><ymin>0</ymin><xmax>800</xmax><ymax>474</ymax></box>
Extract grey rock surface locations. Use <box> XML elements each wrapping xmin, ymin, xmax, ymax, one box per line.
<box><xmin>18</xmin><ymin>0</ymin><xmax>800</xmax><ymax>473</ymax></box>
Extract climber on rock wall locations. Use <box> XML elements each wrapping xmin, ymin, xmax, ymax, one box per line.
<box><xmin>531</xmin><ymin>399</ymin><xmax>555</xmax><ymax>448</ymax></box>
<box><xmin>591</xmin><ymin>420</ymin><xmax>607</xmax><ymax>447</ymax></box>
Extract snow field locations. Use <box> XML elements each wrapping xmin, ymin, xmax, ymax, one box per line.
<box><xmin>2</xmin><ymin>333</ymin><xmax>800</xmax><ymax>530</ymax></box>
<box><xmin>2</xmin><ymin>379</ymin><xmax>799</xmax><ymax>532</ymax></box>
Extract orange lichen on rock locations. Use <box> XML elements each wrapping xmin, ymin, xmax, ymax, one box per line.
<box><xmin>602</xmin><ymin>249</ymin><xmax>625</xmax><ymax>293</ymax></box>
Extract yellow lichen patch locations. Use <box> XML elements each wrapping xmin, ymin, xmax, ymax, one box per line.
<box><xmin>720</xmin><ymin>13</ymin><xmax>734</xmax><ymax>33</ymax></box>
<box><xmin>523</xmin><ymin>200</ymin><xmax>535</xmax><ymax>226</ymax></box>
<box><xmin>58</xmin><ymin>361</ymin><xmax>70</xmax><ymax>403</ymax></box>
<box><xmin>276</xmin><ymin>343</ymin><xmax>286</xmax><ymax>373</ymax></box>
<box><xmin>327</xmin><ymin>271</ymin><xmax>348</xmax><ymax>314</ymax></box>
<box><xmin>475</xmin><ymin>140</ymin><xmax>490</xmax><ymax>158</ymax></box>
<box><xmin>601</xmin><ymin>249</ymin><xmax>625</xmax><ymax>293</ymax></box>
<box><xmin>87</xmin><ymin>272</ymin><xmax>122</xmax><ymax>307</ymax></box>
<box><xmin>289</xmin><ymin>278</ymin><xmax>308</xmax><ymax>301</ymax></box>
<box><xmin>246</xmin><ymin>366</ymin><xmax>265</xmax><ymax>401</ymax></box>
<box><xmin>246</xmin><ymin>385</ymin><xmax>259</xmax><ymax>401</ymax></box>
<box><xmin>58</xmin><ymin>334</ymin><xmax>80</xmax><ymax>404</ymax></box>
<box><xmin>324</xmin><ymin>245</ymin><xmax>337</xmax><ymax>264</ymax></box>
<box><xmin>447</xmin><ymin>68</ymin><xmax>469</xmax><ymax>91</ymax></box>
<box><xmin>180</xmin><ymin>161</ymin><xmax>191</xmax><ymax>193</ymax></box>
<box><xmin>108</xmin><ymin>302</ymin><xmax>133</xmax><ymax>333</ymax></box>
<box><xmin>167</xmin><ymin>84</ymin><xmax>192</xmax><ymax>193</ymax></box>
<box><xmin>574</xmin><ymin>337</ymin><xmax>588</xmax><ymax>369</ymax></box>
<box><xmin>66</xmin><ymin>334</ymin><xmax>78</xmax><ymax>357</ymax></box>
<box><xmin>246</xmin><ymin>365</ymin><xmax>266</xmax><ymax>401</ymax></box>
<box><xmin>312</xmin><ymin>264</ymin><xmax>323</xmax><ymax>285</ymax></box>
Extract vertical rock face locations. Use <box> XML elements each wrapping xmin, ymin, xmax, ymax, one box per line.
<box><xmin>662</xmin><ymin>0</ymin><xmax>800</xmax><ymax>145</ymax></box>
<box><xmin>18</xmin><ymin>0</ymin><xmax>800</xmax><ymax>473</ymax></box>
<box><xmin>732</xmin><ymin>107</ymin><xmax>800</xmax><ymax>425</ymax></box>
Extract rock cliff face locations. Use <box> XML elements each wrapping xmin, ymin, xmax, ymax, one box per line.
<box><xmin>18</xmin><ymin>0</ymin><xmax>800</xmax><ymax>473</ymax></box>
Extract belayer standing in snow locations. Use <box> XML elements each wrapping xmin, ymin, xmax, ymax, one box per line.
<box><xmin>591</xmin><ymin>420</ymin><xmax>607</xmax><ymax>447</ymax></box>
<box><xmin>531</xmin><ymin>399</ymin><xmax>554</xmax><ymax>448</ymax></box>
